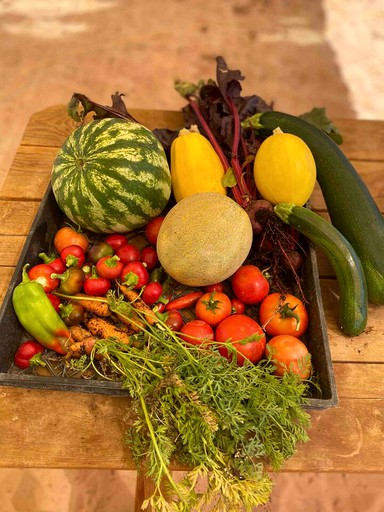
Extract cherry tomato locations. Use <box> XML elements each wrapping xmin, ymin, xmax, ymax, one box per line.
<box><xmin>28</xmin><ymin>263</ymin><xmax>60</xmax><ymax>292</ymax></box>
<box><xmin>140</xmin><ymin>246</ymin><xmax>159</xmax><ymax>271</ymax></box>
<box><xmin>195</xmin><ymin>291</ymin><xmax>232</xmax><ymax>327</ymax></box>
<box><xmin>116</xmin><ymin>244</ymin><xmax>141</xmax><ymax>265</ymax></box>
<box><xmin>46</xmin><ymin>292</ymin><xmax>61</xmax><ymax>312</ymax></box>
<box><xmin>56</xmin><ymin>267</ymin><xmax>85</xmax><ymax>295</ymax></box>
<box><xmin>96</xmin><ymin>255</ymin><xmax>124</xmax><ymax>280</ymax></box>
<box><xmin>54</xmin><ymin>226</ymin><xmax>89</xmax><ymax>253</ymax></box>
<box><xmin>121</xmin><ymin>261</ymin><xmax>149</xmax><ymax>289</ymax></box>
<box><xmin>231</xmin><ymin>265</ymin><xmax>270</xmax><ymax>305</ymax></box>
<box><xmin>59</xmin><ymin>302</ymin><xmax>85</xmax><ymax>327</ymax></box>
<box><xmin>145</xmin><ymin>217</ymin><xmax>165</xmax><ymax>245</ymax></box>
<box><xmin>259</xmin><ymin>293</ymin><xmax>309</xmax><ymax>338</ymax></box>
<box><xmin>88</xmin><ymin>241</ymin><xmax>114</xmax><ymax>264</ymax></box>
<box><xmin>215</xmin><ymin>314</ymin><xmax>266</xmax><ymax>366</ymax></box>
<box><xmin>142</xmin><ymin>282</ymin><xmax>163</xmax><ymax>306</ymax></box>
<box><xmin>153</xmin><ymin>302</ymin><xmax>167</xmax><ymax>313</ymax></box>
<box><xmin>230</xmin><ymin>298</ymin><xmax>245</xmax><ymax>315</ymax></box>
<box><xmin>14</xmin><ymin>340</ymin><xmax>45</xmax><ymax>369</ymax></box>
<box><xmin>266</xmin><ymin>335</ymin><xmax>311</xmax><ymax>379</ymax></box>
<box><xmin>204</xmin><ymin>283</ymin><xmax>224</xmax><ymax>293</ymax></box>
<box><xmin>60</xmin><ymin>245</ymin><xmax>86</xmax><ymax>268</ymax></box>
<box><xmin>179</xmin><ymin>320</ymin><xmax>214</xmax><ymax>346</ymax></box>
<box><xmin>83</xmin><ymin>272</ymin><xmax>111</xmax><ymax>296</ymax></box>
<box><xmin>164</xmin><ymin>310</ymin><xmax>184</xmax><ymax>332</ymax></box>
<box><xmin>104</xmin><ymin>233</ymin><xmax>127</xmax><ymax>251</ymax></box>
<box><xmin>39</xmin><ymin>252</ymin><xmax>66</xmax><ymax>274</ymax></box>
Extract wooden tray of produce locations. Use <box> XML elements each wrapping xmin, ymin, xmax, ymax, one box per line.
<box><xmin>0</xmin><ymin>182</ymin><xmax>338</xmax><ymax>409</ymax></box>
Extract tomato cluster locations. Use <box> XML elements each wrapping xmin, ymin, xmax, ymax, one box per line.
<box><xmin>168</xmin><ymin>266</ymin><xmax>311</xmax><ymax>377</ymax></box>
<box><xmin>20</xmin><ymin>216</ymin><xmax>311</xmax><ymax>379</ymax></box>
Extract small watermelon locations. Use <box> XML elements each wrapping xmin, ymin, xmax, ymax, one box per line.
<box><xmin>51</xmin><ymin>118</ymin><xmax>172</xmax><ymax>233</ymax></box>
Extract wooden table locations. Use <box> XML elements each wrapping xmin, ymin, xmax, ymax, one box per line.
<box><xmin>0</xmin><ymin>107</ymin><xmax>383</xmax><ymax>488</ymax></box>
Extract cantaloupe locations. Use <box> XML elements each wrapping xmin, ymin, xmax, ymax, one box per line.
<box><xmin>156</xmin><ymin>192</ymin><xmax>253</xmax><ymax>286</ymax></box>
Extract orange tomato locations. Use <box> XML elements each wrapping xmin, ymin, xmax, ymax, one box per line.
<box><xmin>54</xmin><ymin>226</ymin><xmax>89</xmax><ymax>254</ymax></box>
<box><xmin>266</xmin><ymin>335</ymin><xmax>311</xmax><ymax>379</ymax></box>
<box><xmin>195</xmin><ymin>291</ymin><xmax>232</xmax><ymax>327</ymax></box>
<box><xmin>259</xmin><ymin>293</ymin><xmax>308</xmax><ymax>338</ymax></box>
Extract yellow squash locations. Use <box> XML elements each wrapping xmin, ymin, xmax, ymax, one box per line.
<box><xmin>170</xmin><ymin>125</ymin><xmax>226</xmax><ymax>202</ymax></box>
<box><xmin>253</xmin><ymin>128</ymin><xmax>316</xmax><ymax>206</ymax></box>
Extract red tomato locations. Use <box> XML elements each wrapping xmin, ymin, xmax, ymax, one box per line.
<box><xmin>83</xmin><ymin>274</ymin><xmax>111</xmax><ymax>296</ymax></box>
<box><xmin>231</xmin><ymin>265</ymin><xmax>270</xmax><ymax>305</ymax></box>
<box><xmin>195</xmin><ymin>291</ymin><xmax>232</xmax><ymax>327</ymax></box>
<box><xmin>28</xmin><ymin>263</ymin><xmax>60</xmax><ymax>292</ymax></box>
<box><xmin>266</xmin><ymin>335</ymin><xmax>311</xmax><ymax>379</ymax></box>
<box><xmin>60</xmin><ymin>245</ymin><xmax>86</xmax><ymax>268</ymax></box>
<box><xmin>54</xmin><ymin>227</ymin><xmax>89</xmax><ymax>253</ymax></box>
<box><xmin>14</xmin><ymin>340</ymin><xmax>45</xmax><ymax>369</ymax></box>
<box><xmin>164</xmin><ymin>310</ymin><xmax>184</xmax><ymax>332</ymax></box>
<box><xmin>39</xmin><ymin>253</ymin><xmax>66</xmax><ymax>274</ymax></box>
<box><xmin>203</xmin><ymin>282</ymin><xmax>224</xmax><ymax>293</ymax></box>
<box><xmin>145</xmin><ymin>217</ymin><xmax>164</xmax><ymax>245</ymax></box>
<box><xmin>104</xmin><ymin>234</ymin><xmax>127</xmax><ymax>251</ymax></box>
<box><xmin>230</xmin><ymin>298</ymin><xmax>245</xmax><ymax>315</ymax></box>
<box><xmin>179</xmin><ymin>320</ymin><xmax>214</xmax><ymax>346</ymax></box>
<box><xmin>142</xmin><ymin>282</ymin><xmax>163</xmax><ymax>306</ymax></box>
<box><xmin>259</xmin><ymin>293</ymin><xmax>309</xmax><ymax>338</ymax></box>
<box><xmin>121</xmin><ymin>261</ymin><xmax>149</xmax><ymax>289</ymax></box>
<box><xmin>116</xmin><ymin>244</ymin><xmax>141</xmax><ymax>265</ymax></box>
<box><xmin>215</xmin><ymin>314</ymin><xmax>266</xmax><ymax>366</ymax></box>
<box><xmin>140</xmin><ymin>246</ymin><xmax>159</xmax><ymax>271</ymax></box>
<box><xmin>96</xmin><ymin>255</ymin><xmax>124</xmax><ymax>280</ymax></box>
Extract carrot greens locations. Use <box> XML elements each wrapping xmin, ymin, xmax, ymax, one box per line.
<box><xmin>90</xmin><ymin>302</ymin><xmax>311</xmax><ymax>511</ymax></box>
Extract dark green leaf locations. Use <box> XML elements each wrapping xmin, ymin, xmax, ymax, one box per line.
<box><xmin>299</xmin><ymin>107</ymin><xmax>343</xmax><ymax>144</ymax></box>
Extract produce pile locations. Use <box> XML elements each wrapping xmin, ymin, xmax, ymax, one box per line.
<box><xmin>11</xmin><ymin>57</ymin><xmax>384</xmax><ymax>510</ymax></box>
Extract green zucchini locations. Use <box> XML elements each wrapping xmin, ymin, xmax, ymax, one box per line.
<box><xmin>259</xmin><ymin>110</ymin><xmax>384</xmax><ymax>305</ymax></box>
<box><xmin>275</xmin><ymin>203</ymin><xmax>368</xmax><ymax>336</ymax></box>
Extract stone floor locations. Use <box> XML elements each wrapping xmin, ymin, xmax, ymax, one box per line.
<box><xmin>0</xmin><ymin>0</ymin><xmax>383</xmax><ymax>510</ymax></box>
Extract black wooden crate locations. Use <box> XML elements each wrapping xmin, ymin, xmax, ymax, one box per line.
<box><xmin>0</xmin><ymin>185</ymin><xmax>338</xmax><ymax>408</ymax></box>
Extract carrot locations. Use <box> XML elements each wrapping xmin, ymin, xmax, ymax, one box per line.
<box><xmin>68</xmin><ymin>325</ymin><xmax>99</xmax><ymax>357</ymax></box>
<box><xmin>69</xmin><ymin>337</ymin><xmax>98</xmax><ymax>357</ymax></box>
<box><xmin>70</xmin><ymin>293</ymin><xmax>110</xmax><ymax>317</ymax></box>
<box><xmin>84</xmin><ymin>316</ymin><xmax>133</xmax><ymax>344</ymax></box>
<box><xmin>118</xmin><ymin>284</ymin><xmax>158</xmax><ymax>326</ymax></box>
<box><xmin>69</xmin><ymin>325</ymin><xmax>93</xmax><ymax>343</ymax></box>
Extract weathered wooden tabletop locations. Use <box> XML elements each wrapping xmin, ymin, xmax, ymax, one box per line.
<box><xmin>0</xmin><ymin>106</ymin><xmax>383</xmax><ymax>474</ymax></box>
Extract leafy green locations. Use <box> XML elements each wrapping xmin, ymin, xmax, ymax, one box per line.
<box><xmin>90</xmin><ymin>302</ymin><xmax>311</xmax><ymax>511</ymax></box>
<box><xmin>299</xmin><ymin>107</ymin><xmax>343</xmax><ymax>144</ymax></box>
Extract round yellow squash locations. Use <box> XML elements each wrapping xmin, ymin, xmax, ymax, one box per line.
<box><xmin>253</xmin><ymin>130</ymin><xmax>316</xmax><ymax>206</ymax></box>
<box><xmin>156</xmin><ymin>192</ymin><xmax>253</xmax><ymax>287</ymax></box>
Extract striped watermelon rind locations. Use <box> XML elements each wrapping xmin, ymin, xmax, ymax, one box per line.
<box><xmin>51</xmin><ymin>118</ymin><xmax>172</xmax><ymax>233</ymax></box>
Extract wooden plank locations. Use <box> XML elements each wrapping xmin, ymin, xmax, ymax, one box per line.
<box><xmin>334</xmin><ymin>363</ymin><xmax>384</xmax><ymax>399</ymax></box>
<box><xmin>333</xmin><ymin>118</ymin><xmax>384</xmax><ymax>162</ymax></box>
<box><xmin>0</xmin><ymin>200</ymin><xmax>39</xmax><ymax>235</ymax></box>
<box><xmin>0</xmin><ymin>267</ymin><xmax>14</xmax><ymax>304</ymax></box>
<box><xmin>0</xmin><ymin>236</ymin><xmax>27</xmax><ymax>266</ymax></box>
<box><xmin>0</xmin><ymin>146</ymin><xmax>56</xmax><ymax>200</ymax></box>
<box><xmin>0</xmin><ymin>386</ymin><xmax>382</xmax><ymax>472</ymax></box>
<box><xmin>20</xmin><ymin>107</ymin><xmax>384</xmax><ymax>163</ymax></box>
<box><xmin>321</xmin><ymin>279</ymin><xmax>384</xmax><ymax>362</ymax></box>
<box><xmin>19</xmin><ymin>107</ymin><xmax>384</xmax><ymax>164</ymax></box>
<box><xmin>283</xmin><ymin>398</ymin><xmax>384</xmax><ymax>473</ymax></box>
<box><xmin>21</xmin><ymin>105</ymin><xmax>184</xmax><ymax>147</ymax></box>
